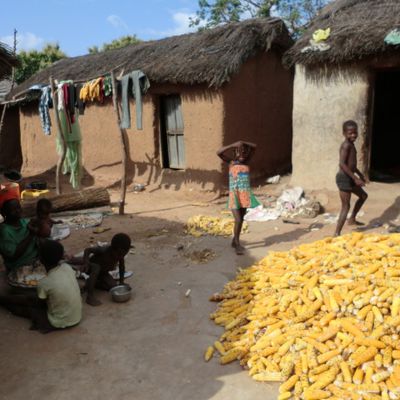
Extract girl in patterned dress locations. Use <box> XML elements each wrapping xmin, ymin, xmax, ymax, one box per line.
<box><xmin>217</xmin><ymin>141</ymin><xmax>260</xmax><ymax>255</ymax></box>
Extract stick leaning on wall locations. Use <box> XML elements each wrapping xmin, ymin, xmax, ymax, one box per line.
<box><xmin>111</xmin><ymin>70</ymin><xmax>128</xmax><ymax>215</ymax></box>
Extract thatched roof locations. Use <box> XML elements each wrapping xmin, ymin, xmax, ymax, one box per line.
<box><xmin>9</xmin><ymin>18</ymin><xmax>291</xmax><ymax>98</ymax></box>
<box><xmin>284</xmin><ymin>0</ymin><xmax>400</xmax><ymax>67</ymax></box>
<box><xmin>0</xmin><ymin>42</ymin><xmax>18</xmax><ymax>80</ymax></box>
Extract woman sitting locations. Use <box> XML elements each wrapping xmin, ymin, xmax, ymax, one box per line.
<box><xmin>0</xmin><ymin>199</ymin><xmax>39</xmax><ymax>273</ymax></box>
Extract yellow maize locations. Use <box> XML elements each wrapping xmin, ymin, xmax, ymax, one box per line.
<box><xmin>349</xmin><ymin>347</ymin><xmax>378</xmax><ymax>368</ymax></box>
<box><xmin>204</xmin><ymin>346</ymin><xmax>214</xmax><ymax>361</ymax></box>
<box><xmin>279</xmin><ymin>374</ymin><xmax>299</xmax><ymax>393</ymax></box>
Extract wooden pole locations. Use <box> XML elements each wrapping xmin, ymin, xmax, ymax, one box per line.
<box><xmin>49</xmin><ymin>77</ymin><xmax>67</xmax><ymax>195</ymax></box>
<box><xmin>111</xmin><ymin>70</ymin><xmax>128</xmax><ymax>215</ymax></box>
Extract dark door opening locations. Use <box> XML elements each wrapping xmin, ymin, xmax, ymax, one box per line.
<box><xmin>159</xmin><ymin>95</ymin><xmax>185</xmax><ymax>169</ymax></box>
<box><xmin>370</xmin><ymin>70</ymin><xmax>400</xmax><ymax>182</ymax></box>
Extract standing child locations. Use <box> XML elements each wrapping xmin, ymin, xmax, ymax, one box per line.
<box><xmin>82</xmin><ymin>233</ymin><xmax>131</xmax><ymax>306</ymax></box>
<box><xmin>334</xmin><ymin>120</ymin><xmax>368</xmax><ymax>236</ymax></box>
<box><xmin>217</xmin><ymin>141</ymin><xmax>260</xmax><ymax>255</ymax></box>
<box><xmin>30</xmin><ymin>198</ymin><xmax>62</xmax><ymax>239</ymax></box>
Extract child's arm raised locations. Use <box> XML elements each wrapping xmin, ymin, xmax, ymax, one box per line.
<box><xmin>216</xmin><ymin>141</ymin><xmax>243</xmax><ymax>163</ymax></box>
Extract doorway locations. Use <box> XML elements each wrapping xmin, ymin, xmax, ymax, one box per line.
<box><xmin>370</xmin><ymin>70</ymin><xmax>400</xmax><ymax>181</ymax></box>
<box><xmin>159</xmin><ymin>95</ymin><xmax>185</xmax><ymax>169</ymax></box>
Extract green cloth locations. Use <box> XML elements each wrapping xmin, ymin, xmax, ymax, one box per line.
<box><xmin>385</xmin><ymin>29</ymin><xmax>400</xmax><ymax>45</ymax></box>
<box><xmin>37</xmin><ymin>263</ymin><xmax>82</xmax><ymax>329</ymax></box>
<box><xmin>56</xmin><ymin>109</ymin><xmax>82</xmax><ymax>189</ymax></box>
<box><xmin>103</xmin><ymin>76</ymin><xmax>112</xmax><ymax>97</ymax></box>
<box><xmin>0</xmin><ymin>219</ymin><xmax>38</xmax><ymax>271</ymax></box>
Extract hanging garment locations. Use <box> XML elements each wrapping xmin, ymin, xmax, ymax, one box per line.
<box><xmin>39</xmin><ymin>86</ymin><xmax>53</xmax><ymax>135</ymax></box>
<box><xmin>87</xmin><ymin>77</ymin><xmax>103</xmax><ymax>102</ymax></box>
<box><xmin>79</xmin><ymin>82</ymin><xmax>90</xmax><ymax>102</ymax></box>
<box><xmin>120</xmin><ymin>70</ymin><xmax>150</xmax><ymax>130</ymax></box>
<box><xmin>68</xmin><ymin>84</ymin><xmax>76</xmax><ymax>122</ymax></box>
<box><xmin>75</xmin><ymin>84</ymin><xmax>85</xmax><ymax>115</ymax></box>
<box><xmin>103</xmin><ymin>76</ymin><xmax>112</xmax><ymax>97</ymax></box>
<box><xmin>56</xmin><ymin>109</ymin><xmax>82</xmax><ymax>189</ymax></box>
<box><xmin>57</xmin><ymin>83</ymin><xmax>65</xmax><ymax>111</ymax></box>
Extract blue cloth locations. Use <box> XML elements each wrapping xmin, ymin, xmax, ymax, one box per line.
<box><xmin>39</xmin><ymin>86</ymin><xmax>52</xmax><ymax>135</ymax></box>
<box><xmin>120</xmin><ymin>70</ymin><xmax>150</xmax><ymax>130</ymax></box>
<box><xmin>385</xmin><ymin>29</ymin><xmax>400</xmax><ymax>46</ymax></box>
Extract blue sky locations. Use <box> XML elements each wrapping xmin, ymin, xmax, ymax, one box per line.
<box><xmin>1</xmin><ymin>0</ymin><xmax>201</xmax><ymax>56</ymax></box>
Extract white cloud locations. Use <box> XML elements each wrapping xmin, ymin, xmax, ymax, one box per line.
<box><xmin>0</xmin><ymin>32</ymin><xmax>44</xmax><ymax>52</ymax></box>
<box><xmin>143</xmin><ymin>10</ymin><xmax>198</xmax><ymax>38</ymax></box>
<box><xmin>106</xmin><ymin>15</ymin><xmax>129</xmax><ymax>31</ymax></box>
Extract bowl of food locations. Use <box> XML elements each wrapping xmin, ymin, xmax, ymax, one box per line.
<box><xmin>110</xmin><ymin>284</ymin><xmax>132</xmax><ymax>303</ymax></box>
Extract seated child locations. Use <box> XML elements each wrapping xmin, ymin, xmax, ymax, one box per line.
<box><xmin>82</xmin><ymin>233</ymin><xmax>131</xmax><ymax>306</ymax></box>
<box><xmin>29</xmin><ymin>198</ymin><xmax>62</xmax><ymax>239</ymax></box>
<box><xmin>0</xmin><ymin>240</ymin><xmax>82</xmax><ymax>333</ymax></box>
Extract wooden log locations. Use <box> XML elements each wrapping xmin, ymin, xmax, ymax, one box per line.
<box><xmin>21</xmin><ymin>187</ymin><xmax>110</xmax><ymax>217</ymax></box>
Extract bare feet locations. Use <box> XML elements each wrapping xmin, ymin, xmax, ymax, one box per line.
<box><xmin>235</xmin><ymin>245</ymin><xmax>245</xmax><ymax>255</ymax></box>
<box><xmin>86</xmin><ymin>295</ymin><xmax>102</xmax><ymax>306</ymax></box>
<box><xmin>347</xmin><ymin>218</ymin><xmax>365</xmax><ymax>226</ymax></box>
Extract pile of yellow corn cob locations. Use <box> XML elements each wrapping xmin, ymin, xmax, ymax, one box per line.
<box><xmin>205</xmin><ymin>232</ymin><xmax>400</xmax><ymax>400</ymax></box>
<box><xmin>186</xmin><ymin>215</ymin><xmax>249</xmax><ymax>237</ymax></box>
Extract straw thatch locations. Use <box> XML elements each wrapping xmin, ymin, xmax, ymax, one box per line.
<box><xmin>284</xmin><ymin>0</ymin><xmax>400</xmax><ymax>67</ymax></box>
<box><xmin>9</xmin><ymin>18</ymin><xmax>291</xmax><ymax>98</ymax></box>
<box><xmin>0</xmin><ymin>42</ymin><xmax>18</xmax><ymax>80</ymax></box>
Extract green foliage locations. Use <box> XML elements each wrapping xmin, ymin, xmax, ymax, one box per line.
<box><xmin>88</xmin><ymin>35</ymin><xmax>141</xmax><ymax>54</ymax></box>
<box><xmin>15</xmin><ymin>43</ymin><xmax>66</xmax><ymax>84</ymax></box>
<box><xmin>190</xmin><ymin>0</ymin><xmax>330</xmax><ymax>36</ymax></box>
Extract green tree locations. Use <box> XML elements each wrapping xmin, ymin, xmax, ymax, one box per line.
<box><xmin>190</xmin><ymin>0</ymin><xmax>330</xmax><ymax>36</ymax></box>
<box><xmin>88</xmin><ymin>35</ymin><xmax>141</xmax><ymax>54</ymax></box>
<box><xmin>15</xmin><ymin>43</ymin><xmax>66</xmax><ymax>84</ymax></box>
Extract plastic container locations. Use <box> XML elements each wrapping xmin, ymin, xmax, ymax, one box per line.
<box><xmin>0</xmin><ymin>182</ymin><xmax>20</xmax><ymax>209</ymax></box>
<box><xmin>20</xmin><ymin>189</ymin><xmax>50</xmax><ymax>200</ymax></box>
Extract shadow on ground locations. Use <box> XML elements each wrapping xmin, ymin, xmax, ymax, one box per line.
<box><xmin>0</xmin><ymin>212</ymin><xmax>270</xmax><ymax>400</ymax></box>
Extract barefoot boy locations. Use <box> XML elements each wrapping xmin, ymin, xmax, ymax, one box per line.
<box><xmin>82</xmin><ymin>233</ymin><xmax>131</xmax><ymax>306</ymax></box>
<box><xmin>334</xmin><ymin>120</ymin><xmax>368</xmax><ymax>236</ymax></box>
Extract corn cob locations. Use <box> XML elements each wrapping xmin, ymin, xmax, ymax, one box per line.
<box><xmin>277</xmin><ymin>392</ymin><xmax>291</xmax><ymax>400</ymax></box>
<box><xmin>349</xmin><ymin>347</ymin><xmax>379</xmax><ymax>368</ymax></box>
<box><xmin>303</xmin><ymin>389</ymin><xmax>331</xmax><ymax>399</ymax></box>
<box><xmin>214</xmin><ymin>341</ymin><xmax>226</xmax><ymax>355</ymax></box>
<box><xmin>279</xmin><ymin>374</ymin><xmax>299</xmax><ymax>393</ymax></box>
<box><xmin>204</xmin><ymin>346</ymin><xmax>214</xmax><ymax>361</ymax></box>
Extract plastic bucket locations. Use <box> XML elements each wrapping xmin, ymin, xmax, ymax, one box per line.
<box><xmin>0</xmin><ymin>183</ymin><xmax>20</xmax><ymax>210</ymax></box>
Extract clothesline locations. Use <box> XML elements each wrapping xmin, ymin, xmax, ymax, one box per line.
<box><xmin>8</xmin><ymin>61</ymin><xmax>127</xmax><ymax>102</ymax></box>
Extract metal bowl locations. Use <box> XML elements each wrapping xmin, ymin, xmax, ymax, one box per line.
<box><xmin>110</xmin><ymin>284</ymin><xmax>132</xmax><ymax>303</ymax></box>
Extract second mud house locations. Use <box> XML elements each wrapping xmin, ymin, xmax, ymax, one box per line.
<box><xmin>285</xmin><ymin>0</ymin><xmax>400</xmax><ymax>190</ymax></box>
<box><xmin>8</xmin><ymin>18</ymin><xmax>293</xmax><ymax>191</ymax></box>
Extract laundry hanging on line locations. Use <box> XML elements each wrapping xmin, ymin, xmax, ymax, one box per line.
<box><xmin>120</xmin><ymin>70</ymin><xmax>150</xmax><ymax>130</ymax></box>
<box><xmin>79</xmin><ymin>75</ymin><xmax>113</xmax><ymax>103</ymax></box>
<box><xmin>39</xmin><ymin>86</ymin><xmax>52</xmax><ymax>135</ymax></box>
<box><xmin>56</xmin><ymin>81</ymin><xmax>82</xmax><ymax>190</ymax></box>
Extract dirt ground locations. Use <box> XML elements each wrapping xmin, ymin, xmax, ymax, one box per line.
<box><xmin>0</xmin><ymin>179</ymin><xmax>399</xmax><ymax>400</ymax></box>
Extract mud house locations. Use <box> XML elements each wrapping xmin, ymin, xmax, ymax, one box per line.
<box><xmin>8</xmin><ymin>18</ymin><xmax>293</xmax><ymax>191</ymax></box>
<box><xmin>0</xmin><ymin>42</ymin><xmax>20</xmax><ymax>169</ymax></box>
<box><xmin>285</xmin><ymin>0</ymin><xmax>400</xmax><ymax>190</ymax></box>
